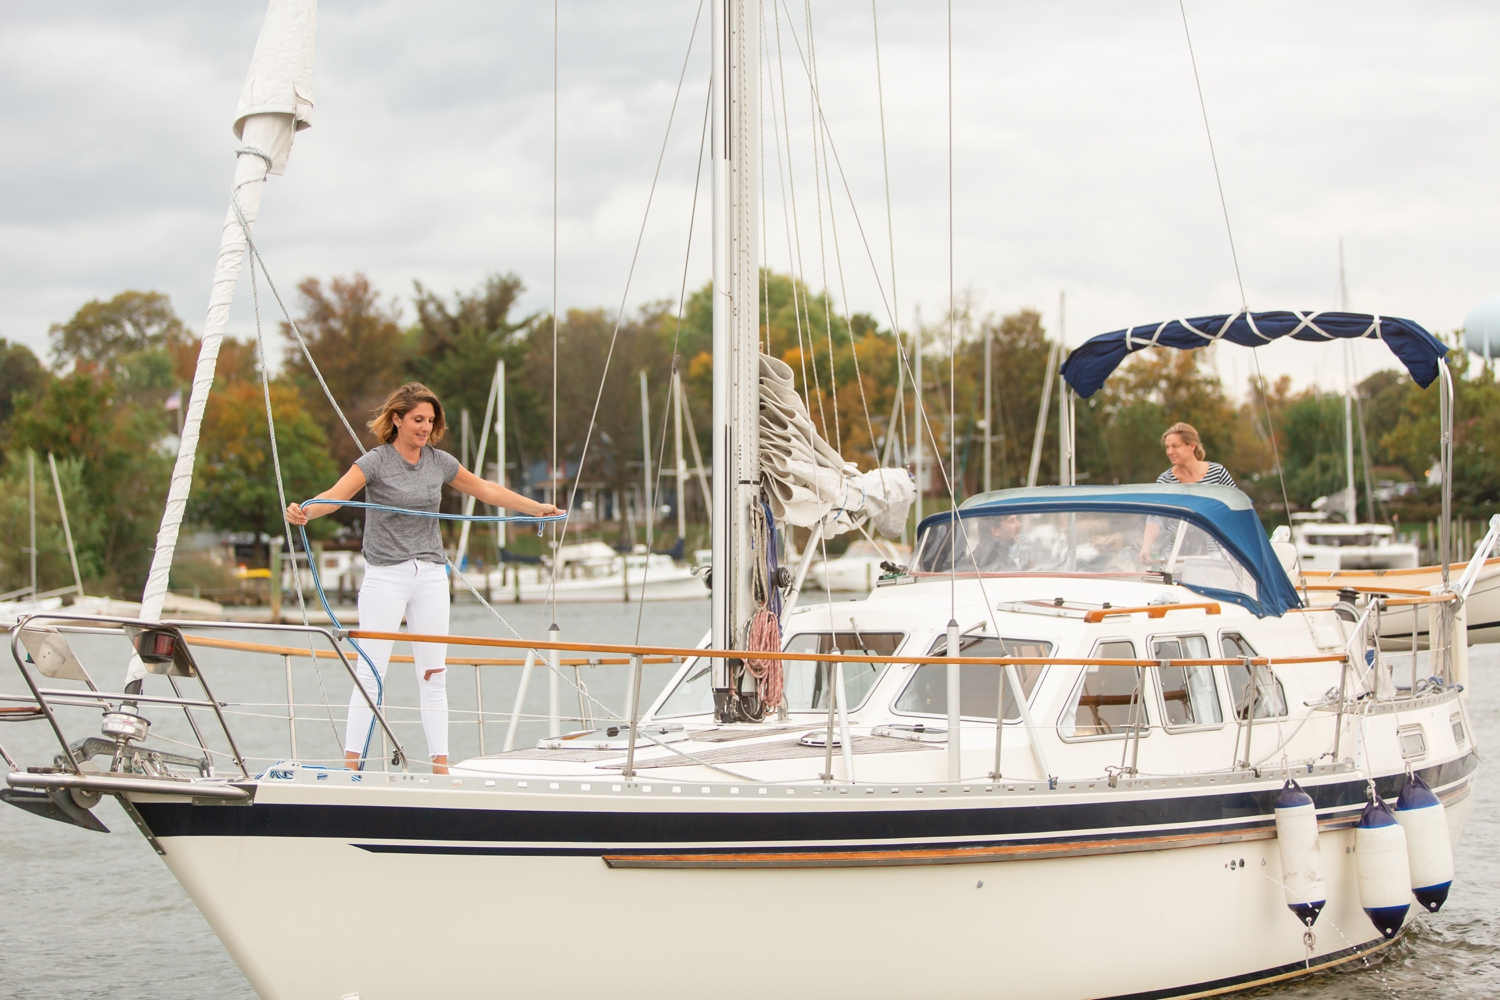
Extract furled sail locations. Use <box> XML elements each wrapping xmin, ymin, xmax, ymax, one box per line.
<box><xmin>758</xmin><ymin>354</ymin><xmax>914</xmax><ymax>538</ymax></box>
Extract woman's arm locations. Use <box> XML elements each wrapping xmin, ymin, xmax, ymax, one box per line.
<box><xmin>449</xmin><ymin>467</ymin><xmax>563</xmax><ymax>517</ymax></box>
<box><xmin>1137</xmin><ymin>520</ymin><xmax>1161</xmax><ymax>564</ymax></box>
<box><xmin>285</xmin><ymin>466</ymin><xmax>368</xmax><ymax>525</ymax></box>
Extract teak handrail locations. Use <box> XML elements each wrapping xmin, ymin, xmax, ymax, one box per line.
<box><xmin>347</xmin><ymin>628</ymin><xmax>1344</xmax><ymax>669</ymax></box>
<box><xmin>182</xmin><ymin>633</ymin><xmax>676</xmax><ymax>668</ymax></box>
<box><xmin>1083</xmin><ymin>602</ymin><xmax>1220</xmax><ymax>624</ymax></box>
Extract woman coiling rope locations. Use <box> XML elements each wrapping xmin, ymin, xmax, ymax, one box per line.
<box><xmin>286</xmin><ymin>382</ymin><xmax>563</xmax><ymax>774</ymax></box>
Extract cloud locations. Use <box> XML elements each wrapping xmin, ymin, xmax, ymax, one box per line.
<box><xmin>2</xmin><ymin>0</ymin><xmax>1496</xmax><ymax>398</ymax></box>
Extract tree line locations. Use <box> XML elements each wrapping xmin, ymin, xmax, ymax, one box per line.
<box><xmin>0</xmin><ymin>270</ymin><xmax>1490</xmax><ymax>598</ymax></box>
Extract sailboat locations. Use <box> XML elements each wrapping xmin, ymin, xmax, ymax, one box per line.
<box><xmin>455</xmin><ymin>367</ymin><xmax>707</xmax><ymax>602</ymax></box>
<box><xmin>1287</xmin><ymin>248</ymin><xmax>1500</xmax><ymax>645</ymax></box>
<box><xmin>0</xmin><ymin>4</ymin><xmax>1480</xmax><ymax>999</ymax></box>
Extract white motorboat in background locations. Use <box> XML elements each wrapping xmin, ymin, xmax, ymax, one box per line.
<box><xmin>807</xmin><ymin>538</ymin><xmax>910</xmax><ymax>593</ymax></box>
<box><xmin>1284</xmin><ymin>514</ymin><xmax>1420</xmax><ymax>572</ymax></box>
<box><xmin>461</xmin><ymin>540</ymin><xmax>704</xmax><ymax>603</ymax></box>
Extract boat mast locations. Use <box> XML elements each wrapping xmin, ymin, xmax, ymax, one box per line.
<box><xmin>640</xmin><ymin>370</ymin><xmax>654</xmax><ymax>539</ymax></box>
<box><xmin>1340</xmin><ymin>241</ymin><xmax>1357</xmax><ymax>524</ymax></box>
<box><xmin>129</xmin><ymin>0</ymin><xmax>315</xmax><ymax>682</ymax></box>
<box><xmin>710</xmin><ymin>0</ymin><xmax>760</xmax><ymax>716</ymax></box>
<box><xmin>674</xmin><ymin>369</ymin><xmax>687</xmax><ymax>545</ymax></box>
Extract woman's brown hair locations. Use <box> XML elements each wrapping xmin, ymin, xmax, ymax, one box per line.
<box><xmin>368</xmin><ymin>382</ymin><xmax>447</xmax><ymax>445</ymax></box>
<box><xmin>1162</xmin><ymin>421</ymin><xmax>1205</xmax><ymax>462</ymax></box>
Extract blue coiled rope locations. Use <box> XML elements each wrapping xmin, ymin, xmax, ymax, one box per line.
<box><xmin>291</xmin><ymin>498</ymin><xmax>566</xmax><ymax>763</ymax></box>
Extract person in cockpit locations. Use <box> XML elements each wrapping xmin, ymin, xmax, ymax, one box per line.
<box><xmin>976</xmin><ymin>514</ymin><xmax>1025</xmax><ymax>571</ymax></box>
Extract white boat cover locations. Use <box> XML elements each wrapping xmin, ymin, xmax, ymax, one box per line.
<box><xmin>130</xmin><ymin>0</ymin><xmax>317</xmax><ymax>682</ymax></box>
<box><xmin>233</xmin><ymin>0</ymin><xmax>317</xmax><ymax>174</ymax></box>
<box><xmin>759</xmin><ymin>354</ymin><xmax>914</xmax><ymax>538</ymax></box>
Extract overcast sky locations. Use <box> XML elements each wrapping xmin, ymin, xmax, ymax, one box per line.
<box><xmin>2</xmin><ymin>1</ymin><xmax>1497</xmax><ymax>398</ymax></box>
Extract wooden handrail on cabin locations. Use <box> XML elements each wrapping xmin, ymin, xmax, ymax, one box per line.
<box><xmin>181</xmin><ymin>633</ymin><xmax>677</xmax><ymax>668</ymax></box>
<box><xmin>1301</xmin><ymin>584</ymin><xmax>1431</xmax><ymax>597</ymax></box>
<box><xmin>347</xmin><ymin>628</ymin><xmax>1345</xmax><ymax>669</ymax></box>
<box><xmin>1380</xmin><ymin>592</ymin><xmax>1459</xmax><ymax>609</ymax></box>
<box><xmin>1082</xmin><ymin>601</ymin><xmax>1220</xmax><ymax>624</ymax></box>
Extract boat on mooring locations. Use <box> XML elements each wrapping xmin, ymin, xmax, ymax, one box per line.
<box><xmin>0</xmin><ymin>3</ymin><xmax>1484</xmax><ymax>999</ymax></box>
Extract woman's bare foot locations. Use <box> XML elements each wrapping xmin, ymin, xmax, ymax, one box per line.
<box><xmin>433</xmin><ymin>755</ymin><xmax>449</xmax><ymax>775</ymax></box>
<box><xmin>345</xmin><ymin>751</ymin><xmax>362</xmax><ymax>771</ymax></box>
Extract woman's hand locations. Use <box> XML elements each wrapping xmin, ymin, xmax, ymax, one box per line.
<box><xmin>286</xmin><ymin>502</ymin><xmax>309</xmax><ymax>526</ymax></box>
<box><xmin>532</xmin><ymin>502</ymin><xmax>564</xmax><ymax>518</ymax></box>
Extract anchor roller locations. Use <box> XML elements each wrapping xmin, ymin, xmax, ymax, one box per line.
<box><xmin>1355</xmin><ymin>795</ymin><xmax>1411</xmax><ymax>939</ymax></box>
<box><xmin>1273</xmin><ymin>779</ymin><xmax>1325</xmax><ymax>926</ymax></box>
<box><xmin>1394</xmin><ymin>773</ymin><xmax>1454</xmax><ymax>913</ymax></box>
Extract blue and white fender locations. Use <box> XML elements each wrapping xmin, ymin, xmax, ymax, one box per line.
<box><xmin>1394</xmin><ymin>773</ymin><xmax>1454</xmax><ymax>913</ymax></box>
<box><xmin>1273</xmin><ymin>779</ymin><xmax>1325</xmax><ymax>927</ymax></box>
<box><xmin>1355</xmin><ymin>795</ymin><xmax>1411</xmax><ymax>939</ymax></box>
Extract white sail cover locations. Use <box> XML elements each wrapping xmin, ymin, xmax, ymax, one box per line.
<box><xmin>759</xmin><ymin>354</ymin><xmax>914</xmax><ymax>538</ymax></box>
<box><xmin>233</xmin><ymin>0</ymin><xmax>317</xmax><ymax>174</ymax></box>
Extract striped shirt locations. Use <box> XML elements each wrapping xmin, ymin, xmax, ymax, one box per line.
<box><xmin>1156</xmin><ymin>462</ymin><xmax>1237</xmax><ymax>488</ymax></box>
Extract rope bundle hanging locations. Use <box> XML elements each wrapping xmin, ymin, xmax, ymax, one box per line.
<box><xmin>745</xmin><ymin>502</ymin><xmax>784</xmax><ymax>712</ymax></box>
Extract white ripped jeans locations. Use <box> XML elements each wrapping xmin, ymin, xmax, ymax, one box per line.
<box><xmin>345</xmin><ymin>560</ymin><xmax>450</xmax><ymax>760</ymax></box>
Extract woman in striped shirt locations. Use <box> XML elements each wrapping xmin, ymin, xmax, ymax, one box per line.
<box><xmin>1155</xmin><ymin>421</ymin><xmax>1236</xmax><ymax>487</ymax></box>
<box><xmin>1138</xmin><ymin>422</ymin><xmax>1236</xmax><ymax>564</ymax></box>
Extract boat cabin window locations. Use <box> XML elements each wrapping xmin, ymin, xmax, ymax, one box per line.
<box><xmin>781</xmin><ymin>632</ymin><xmax>905</xmax><ymax>711</ymax></box>
<box><xmin>914</xmin><ymin>511</ymin><xmax>1260</xmax><ymax>601</ymax></box>
<box><xmin>1221</xmin><ymin>632</ymin><xmax>1288</xmax><ymax>719</ymax></box>
<box><xmin>1059</xmin><ymin>641</ymin><xmax>1148</xmax><ymax>739</ymax></box>
<box><xmin>652</xmin><ymin>632</ymin><xmax>905</xmax><ymax>718</ymax></box>
<box><xmin>891</xmin><ymin>635</ymin><xmax>1050</xmax><ymax>721</ymax></box>
<box><xmin>653</xmin><ymin>658</ymin><xmax>716</xmax><ymax>719</ymax></box>
<box><xmin>1151</xmin><ymin>635</ymin><xmax>1223</xmax><ymax>728</ymax></box>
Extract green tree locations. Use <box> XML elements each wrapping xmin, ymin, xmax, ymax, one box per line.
<box><xmin>521</xmin><ymin>303</ymin><xmax>684</xmax><ymax>501</ymax></box>
<box><xmin>283</xmin><ymin>274</ymin><xmax>409</xmax><ymax>470</ymax></box>
<box><xmin>0</xmin><ymin>339</ymin><xmax>47</xmax><ymax>455</ymax></box>
<box><xmin>10</xmin><ymin>364</ymin><xmax>172</xmax><ymax>596</ymax></box>
<box><xmin>409</xmin><ymin>274</ymin><xmax>537</xmax><ymax>436</ymax></box>
<box><xmin>0</xmin><ymin>450</ymin><xmax>102</xmax><ymax>596</ymax></box>
<box><xmin>49</xmin><ymin>290</ymin><xmax>190</xmax><ymax>375</ymax></box>
<box><xmin>192</xmin><ymin>376</ymin><xmax>339</xmax><ymax>539</ymax></box>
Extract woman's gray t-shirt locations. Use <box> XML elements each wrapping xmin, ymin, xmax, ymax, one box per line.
<box><xmin>354</xmin><ymin>444</ymin><xmax>462</xmax><ymax>566</ymax></box>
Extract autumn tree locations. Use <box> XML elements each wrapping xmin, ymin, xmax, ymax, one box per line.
<box><xmin>283</xmin><ymin>274</ymin><xmax>408</xmax><ymax>469</ymax></box>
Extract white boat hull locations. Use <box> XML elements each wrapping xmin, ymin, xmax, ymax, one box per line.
<box><xmin>461</xmin><ymin>567</ymin><xmax>707</xmax><ymax>603</ymax></box>
<box><xmin>132</xmin><ymin>751</ymin><xmax>1475</xmax><ymax>1000</ymax></box>
<box><xmin>1304</xmin><ymin>558</ymin><xmax>1500</xmax><ymax>645</ymax></box>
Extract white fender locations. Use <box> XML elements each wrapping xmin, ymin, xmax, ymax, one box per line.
<box><xmin>1355</xmin><ymin>795</ymin><xmax>1411</xmax><ymax>939</ymax></box>
<box><xmin>1394</xmin><ymin>774</ymin><xmax>1454</xmax><ymax>913</ymax></box>
<box><xmin>1273</xmin><ymin>779</ymin><xmax>1325</xmax><ymax>926</ymax></box>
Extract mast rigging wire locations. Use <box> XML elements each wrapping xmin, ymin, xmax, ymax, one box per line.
<box><xmin>242</xmin><ymin>234</ymin><xmax>343</xmax><ymax>750</ymax></box>
<box><xmin>769</xmin><ymin>0</ymin><xmax>986</xmax><ymax>535</ymax></box>
<box><xmin>1177</xmin><ymin>0</ymin><xmax>1246</xmax><ymax>311</ymax></box>
<box><xmin>632</xmin><ymin>79</ymin><xmax>713</xmax><ymax>646</ymax></box>
<box><xmin>544</xmin><ymin>0</ymin><xmax>706</xmax><ymax>583</ymax></box>
<box><xmin>947</xmin><ymin>0</ymin><xmax>956</xmax><ymax>615</ymax></box>
<box><xmin>1176</xmin><ymin>1</ymin><xmax>1302</xmax><ymax>599</ymax></box>
<box><xmin>766</xmin><ymin>2</ymin><xmax>818</xmax><ymax>427</ymax></box>
<box><xmin>770</xmin><ymin>0</ymin><xmax>830</xmax><ymax>443</ymax></box>
<box><xmin>871</xmin><ymin>0</ymin><xmax>904</xmax><ymax>469</ymax></box>
<box><xmin>231</xmin><ymin>206</ymin><xmax>616</xmax><ymax>757</ymax></box>
<box><xmin>804</xmin><ymin>0</ymin><xmax>842</xmax><ymax>457</ymax></box>
<box><xmin>804</xmin><ymin>3</ymin><xmax>881</xmax><ymax>469</ymax></box>
<box><xmin>549</xmin><ymin>0</ymin><xmax>560</xmax><ymax>615</ymax></box>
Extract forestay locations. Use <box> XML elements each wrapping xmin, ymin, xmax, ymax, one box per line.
<box><xmin>759</xmin><ymin>354</ymin><xmax>913</xmax><ymax>538</ymax></box>
<box><xmin>1059</xmin><ymin>309</ymin><xmax>1448</xmax><ymax>399</ymax></box>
